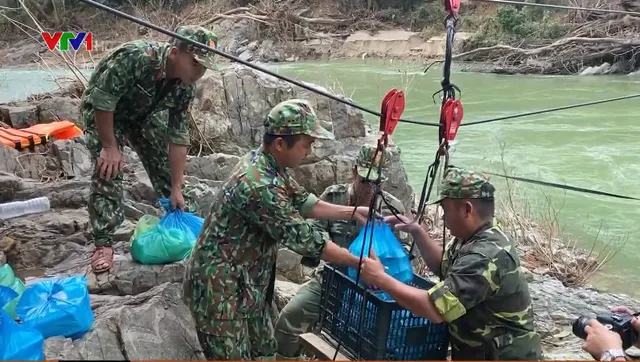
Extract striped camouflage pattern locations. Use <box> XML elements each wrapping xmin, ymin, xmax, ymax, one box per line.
<box><xmin>81</xmin><ymin>39</ymin><xmax>197</xmax><ymax>247</ymax></box>
<box><xmin>264</xmin><ymin>99</ymin><xmax>335</xmax><ymax>140</ymax></box>
<box><xmin>432</xmin><ymin>165</ymin><xmax>495</xmax><ymax>204</ymax></box>
<box><xmin>427</xmin><ymin>224</ymin><xmax>542</xmax><ymax>360</ymax></box>
<box><xmin>182</xmin><ymin>145</ymin><xmax>330</xmax><ymax>360</ymax></box>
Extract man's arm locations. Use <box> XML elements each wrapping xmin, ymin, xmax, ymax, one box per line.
<box><xmin>94</xmin><ymin>111</ymin><xmax>117</xmax><ymax>148</ymax></box>
<box><xmin>307</xmin><ymin>199</ymin><xmax>362</xmax><ymax>220</ymax></box>
<box><xmin>370</xmin><ymin>251</ymin><xmax>497</xmax><ymax>324</ymax></box>
<box><xmin>376</xmin><ymin>274</ymin><xmax>444</xmax><ymax>323</ymax></box>
<box><xmin>166</xmin><ymin>86</ymin><xmax>194</xmax><ymax>192</ymax></box>
<box><xmin>426</xmin><ymin>251</ymin><xmax>497</xmax><ymax>323</ymax></box>
<box><xmin>410</xmin><ymin>225</ymin><xmax>445</xmax><ymax>276</ymax></box>
<box><xmin>87</xmin><ymin>46</ymin><xmax>145</xmax><ymax>146</ymax></box>
<box><xmin>252</xmin><ymin>185</ymin><xmax>360</xmax><ymax>268</ymax></box>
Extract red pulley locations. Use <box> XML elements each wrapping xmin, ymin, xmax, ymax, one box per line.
<box><xmin>442</xmin><ymin>99</ymin><xmax>463</xmax><ymax>142</ymax></box>
<box><xmin>445</xmin><ymin>0</ymin><xmax>461</xmax><ymax>15</ymax></box>
<box><xmin>379</xmin><ymin>89</ymin><xmax>405</xmax><ymax>137</ymax></box>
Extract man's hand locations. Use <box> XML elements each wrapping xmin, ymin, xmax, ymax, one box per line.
<box><xmin>582</xmin><ymin>319</ymin><xmax>624</xmax><ymax>360</ymax></box>
<box><xmin>360</xmin><ymin>249</ymin><xmax>387</xmax><ymax>286</ymax></box>
<box><xmin>169</xmin><ymin>188</ymin><xmax>185</xmax><ymax>211</ymax></box>
<box><xmin>384</xmin><ymin>214</ymin><xmax>423</xmax><ymax>235</ymax></box>
<box><xmin>612</xmin><ymin>306</ymin><xmax>640</xmax><ymax>348</ymax></box>
<box><xmin>97</xmin><ymin>146</ymin><xmax>123</xmax><ymax>180</ymax></box>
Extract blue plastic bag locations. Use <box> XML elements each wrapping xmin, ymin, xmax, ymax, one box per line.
<box><xmin>157</xmin><ymin>197</ymin><xmax>205</xmax><ymax>242</ymax></box>
<box><xmin>16</xmin><ymin>275</ymin><xmax>94</xmax><ymax>340</ymax></box>
<box><xmin>0</xmin><ymin>264</ymin><xmax>26</xmax><ymax>319</ymax></box>
<box><xmin>0</xmin><ymin>286</ymin><xmax>44</xmax><ymax>360</ymax></box>
<box><xmin>347</xmin><ymin>219</ymin><xmax>413</xmax><ymax>286</ymax></box>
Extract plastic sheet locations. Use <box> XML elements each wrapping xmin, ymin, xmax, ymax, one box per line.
<box><xmin>16</xmin><ymin>275</ymin><xmax>94</xmax><ymax>340</ymax></box>
<box><xmin>0</xmin><ymin>286</ymin><xmax>44</xmax><ymax>360</ymax></box>
<box><xmin>157</xmin><ymin>197</ymin><xmax>205</xmax><ymax>242</ymax></box>
<box><xmin>347</xmin><ymin>219</ymin><xmax>413</xmax><ymax>286</ymax></box>
<box><xmin>0</xmin><ymin>264</ymin><xmax>25</xmax><ymax>319</ymax></box>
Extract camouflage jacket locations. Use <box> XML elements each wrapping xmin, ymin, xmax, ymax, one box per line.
<box><xmin>81</xmin><ymin>40</ymin><xmax>194</xmax><ymax>146</ymax></box>
<box><xmin>427</xmin><ymin>222</ymin><xmax>541</xmax><ymax>360</ymax></box>
<box><xmin>182</xmin><ymin>147</ymin><xmax>329</xmax><ymax>335</ymax></box>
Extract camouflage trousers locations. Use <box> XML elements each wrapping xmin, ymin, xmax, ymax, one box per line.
<box><xmin>84</xmin><ymin>110</ymin><xmax>200</xmax><ymax>247</ymax></box>
<box><xmin>274</xmin><ymin>272</ymin><xmax>323</xmax><ymax>358</ymax></box>
<box><xmin>196</xmin><ymin>312</ymin><xmax>278</xmax><ymax>360</ymax></box>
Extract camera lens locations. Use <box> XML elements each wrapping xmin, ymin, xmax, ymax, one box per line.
<box><xmin>572</xmin><ymin>316</ymin><xmax>590</xmax><ymax>339</ymax></box>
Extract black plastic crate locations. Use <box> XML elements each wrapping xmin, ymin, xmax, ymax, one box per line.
<box><xmin>318</xmin><ymin>264</ymin><xmax>450</xmax><ymax>360</ymax></box>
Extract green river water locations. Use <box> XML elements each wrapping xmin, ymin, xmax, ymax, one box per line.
<box><xmin>1</xmin><ymin>59</ymin><xmax>639</xmax><ymax>298</ymax></box>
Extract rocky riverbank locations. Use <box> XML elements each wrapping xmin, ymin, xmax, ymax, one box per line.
<box><xmin>0</xmin><ymin>63</ymin><xmax>638</xmax><ymax>359</ymax></box>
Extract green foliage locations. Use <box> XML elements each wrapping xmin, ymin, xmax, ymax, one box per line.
<box><xmin>461</xmin><ymin>4</ymin><xmax>570</xmax><ymax>51</ymax></box>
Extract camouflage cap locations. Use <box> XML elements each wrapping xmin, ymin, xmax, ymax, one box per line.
<box><xmin>355</xmin><ymin>144</ymin><xmax>390</xmax><ymax>182</ymax></box>
<box><xmin>172</xmin><ymin>25</ymin><xmax>219</xmax><ymax>70</ymax></box>
<box><xmin>264</xmin><ymin>99</ymin><xmax>335</xmax><ymax>140</ymax></box>
<box><xmin>430</xmin><ymin>165</ymin><xmax>495</xmax><ymax>204</ymax></box>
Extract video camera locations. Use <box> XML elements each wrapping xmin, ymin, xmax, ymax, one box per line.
<box><xmin>573</xmin><ymin>312</ymin><xmax>638</xmax><ymax>350</ymax></box>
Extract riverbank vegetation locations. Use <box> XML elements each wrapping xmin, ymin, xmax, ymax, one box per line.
<box><xmin>2</xmin><ymin>0</ymin><xmax>640</xmax><ymax>74</ymax></box>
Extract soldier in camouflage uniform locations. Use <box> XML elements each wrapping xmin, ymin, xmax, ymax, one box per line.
<box><xmin>182</xmin><ymin>99</ymin><xmax>375</xmax><ymax>360</ymax></box>
<box><xmin>359</xmin><ymin>165</ymin><xmax>542</xmax><ymax>360</ymax></box>
<box><xmin>81</xmin><ymin>25</ymin><xmax>219</xmax><ymax>273</ymax></box>
<box><xmin>273</xmin><ymin>143</ymin><xmax>410</xmax><ymax>359</ymax></box>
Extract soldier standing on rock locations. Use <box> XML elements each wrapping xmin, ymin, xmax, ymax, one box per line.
<box><xmin>273</xmin><ymin>143</ymin><xmax>411</xmax><ymax>360</ymax></box>
<box><xmin>81</xmin><ymin>25</ymin><xmax>219</xmax><ymax>273</ymax></box>
<box><xmin>359</xmin><ymin>166</ymin><xmax>542</xmax><ymax>360</ymax></box>
<box><xmin>182</xmin><ymin>99</ymin><xmax>374</xmax><ymax>360</ymax></box>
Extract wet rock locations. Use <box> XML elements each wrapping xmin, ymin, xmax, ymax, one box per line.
<box><xmin>12</xmin><ymin>179</ymin><xmax>90</xmax><ymax>209</ymax></box>
<box><xmin>276</xmin><ymin>248</ymin><xmax>315</xmax><ymax>284</ymax></box>
<box><xmin>0</xmin><ymin>104</ymin><xmax>38</xmax><ymax>128</ymax></box>
<box><xmin>32</xmin><ymin>240</ymin><xmax>188</xmax><ymax>296</ymax></box>
<box><xmin>0</xmin><ymin>147</ymin><xmax>21</xmax><ymax>176</ymax></box>
<box><xmin>186</xmin><ymin>153</ymin><xmax>241</xmax><ymax>181</ymax></box>
<box><xmin>274</xmin><ymin>279</ymin><xmax>303</xmax><ymax>312</ymax></box>
<box><xmin>80</xmin><ymin>252</ymin><xmax>187</xmax><ymax>296</ymax></box>
<box><xmin>0</xmin><ymin>172</ymin><xmax>25</xmax><ymax>202</ymax></box>
<box><xmin>44</xmin><ymin>282</ymin><xmax>204</xmax><ymax>360</ymax></box>
<box><xmin>113</xmin><ymin>219</ymin><xmax>136</xmax><ymax>242</ymax></box>
<box><xmin>51</xmin><ymin>139</ymin><xmax>93</xmax><ymax>178</ymax></box>
<box><xmin>1</xmin><ymin>209</ymin><xmax>90</xmax><ymax>271</ymax></box>
<box><xmin>191</xmin><ymin>64</ymin><xmax>413</xmax><ymax>210</ymax></box>
<box><xmin>38</xmin><ymin>97</ymin><xmax>83</xmax><ymax>127</ymax></box>
<box><xmin>530</xmin><ymin>275</ymin><xmax>640</xmax><ymax>358</ymax></box>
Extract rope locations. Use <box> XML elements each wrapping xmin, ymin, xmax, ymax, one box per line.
<box><xmin>463</xmin><ymin>93</ymin><xmax>640</xmax><ymax>127</ymax></box>
<box><xmin>75</xmin><ymin>0</ymin><xmax>441</xmax><ymax>128</ymax></box>
<box><xmin>486</xmin><ymin>172</ymin><xmax>640</xmax><ymax>201</ymax></box>
<box><xmin>469</xmin><ymin>0</ymin><xmax>640</xmax><ymax>16</ymax></box>
<box><xmin>75</xmin><ymin>0</ymin><xmax>640</xmax><ymax>134</ymax></box>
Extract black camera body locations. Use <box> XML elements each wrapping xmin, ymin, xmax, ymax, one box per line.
<box><xmin>573</xmin><ymin>312</ymin><xmax>638</xmax><ymax>350</ymax></box>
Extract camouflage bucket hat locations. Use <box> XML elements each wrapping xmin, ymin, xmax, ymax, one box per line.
<box><xmin>430</xmin><ymin>165</ymin><xmax>495</xmax><ymax>204</ymax></box>
<box><xmin>264</xmin><ymin>99</ymin><xmax>335</xmax><ymax>140</ymax></box>
<box><xmin>355</xmin><ymin>144</ymin><xmax>390</xmax><ymax>182</ymax></box>
<box><xmin>173</xmin><ymin>25</ymin><xmax>219</xmax><ymax>71</ymax></box>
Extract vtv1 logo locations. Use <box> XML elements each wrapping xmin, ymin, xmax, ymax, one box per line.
<box><xmin>41</xmin><ymin>32</ymin><xmax>93</xmax><ymax>51</ymax></box>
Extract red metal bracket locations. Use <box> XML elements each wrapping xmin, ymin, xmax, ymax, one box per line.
<box><xmin>445</xmin><ymin>0</ymin><xmax>461</xmax><ymax>15</ymax></box>
<box><xmin>441</xmin><ymin>98</ymin><xmax>463</xmax><ymax>142</ymax></box>
<box><xmin>379</xmin><ymin>89</ymin><xmax>405</xmax><ymax>139</ymax></box>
